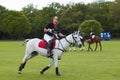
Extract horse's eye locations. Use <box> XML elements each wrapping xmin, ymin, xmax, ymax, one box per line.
<box><xmin>74</xmin><ymin>37</ymin><xmax>77</xmax><ymax>39</ymax></box>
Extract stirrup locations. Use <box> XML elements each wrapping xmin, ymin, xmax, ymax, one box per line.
<box><xmin>47</xmin><ymin>53</ymin><xmax>53</xmax><ymax>58</ymax></box>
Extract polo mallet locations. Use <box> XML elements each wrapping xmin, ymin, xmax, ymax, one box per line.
<box><xmin>58</xmin><ymin>3</ymin><xmax>73</xmax><ymax>24</ymax></box>
<box><xmin>54</xmin><ymin>3</ymin><xmax>72</xmax><ymax>38</ymax></box>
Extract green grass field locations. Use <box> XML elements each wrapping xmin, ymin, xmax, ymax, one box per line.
<box><xmin>0</xmin><ymin>41</ymin><xmax>120</xmax><ymax>80</ymax></box>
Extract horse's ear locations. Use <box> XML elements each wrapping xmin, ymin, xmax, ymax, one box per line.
<box><xmin>77</xmin><ymin>29</ymin><xmax>80</xmax><ymax>32</ymax></box>
<box><xmin>73</xmin><ymin>31</ymin><xmax>76</xmax><ymax>35</ymax></box>
<box><xmin>77</xmin><ymin>30</ymin><xmax>79</xmax><ymax>34</ymax></box>
<box><xmin>75</xmin><ymin>31</ymin><xmax>79</xmax><ymax>35</ymax></box>
<box><xmin>74</xmin><ymin>31</ymin><xmax>77</xmax><ymax>35</ymax></box>
<box><xmin>73</xmin><ymin>31</ymin><xmax>79</xmax><ymax>35</ymax></box>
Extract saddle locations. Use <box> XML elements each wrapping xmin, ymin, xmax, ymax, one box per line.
<box><xmin>38</xmin><ymin>40</ymin><xmax>56</xmax><ymax>49</ymax></box>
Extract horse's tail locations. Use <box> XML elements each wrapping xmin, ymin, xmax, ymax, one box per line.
<box><xmin>21</xmin><ymin>39</ymin><xmax>30</xmax><ymax>46</ymax></box>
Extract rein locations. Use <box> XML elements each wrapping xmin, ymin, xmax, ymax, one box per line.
<box><xmin>65</xmin><ymin>34</ymin><xmax>77</xmax><ymax>44</ymax></box>
<box><xmin>65</xmin><ymin>37</ymin><xmax>71</xmax><ymax>44</ymax></box>
<box><xmin>54</xmin><ymin>40</ymin><xmax>66</xmax><ymax>52</ymax></box>
<box><xmin>72</xmin><ymin>34</ymin><xmax>77</xmax><ymax>44</ymax></box>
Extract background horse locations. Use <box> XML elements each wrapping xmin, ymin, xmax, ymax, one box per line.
<box><xmin>18</xmin><ymin>31</ymin><xmax>82</xmax><ymax>76</ymax></box>
<box><xmin>83</xmin><ymin>34</ymin><xmax>102</xmax><ymax>51</ymax></box>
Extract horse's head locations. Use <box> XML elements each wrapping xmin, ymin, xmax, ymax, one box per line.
<box><xmin>72</xmin><ymin>31</ymin><xmax>83</xmax><ymax>48</ymax></box>
<box><xmin>83</xmin><ymin>33</ymin><xmax>91</xmax><ymax>40</ymax></box>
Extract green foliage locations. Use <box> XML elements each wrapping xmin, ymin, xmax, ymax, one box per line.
<box><xmin>80</xmin><ymin>20</ymin><xmax>103</xmax><ymax>35</ymax></box>
<box><xmin>0</xmin><ymin>5</ymin><xmax>7</xmax><ymax>20</ymax></box>
<box><xmin>0</xmin><ymin>10</ymin><xmax>31</xmax><ymax>39</ymax></box>
<box><xmin>87</xmin><ymin>2</ymin><xmax>111</xmax><ymax>31</ymax></box>
<box><xmin>60</xmin><ymin>3</ymin><xmax>84</xmax><ymax>34</ymax></box>
<box><xmin>0</xmin><ymin>0</ymin><xmax>120</xmax><ymax>39</ymax></box>
<box><xmin>22</xmin><ymin>4</ymin><xmax>39</xmax><ymax>38</ymax></box>
<box><xmin>21</xmin><ymin>2</ymin><xmax>61</xmax><ymax>38</ymax></box>
<box><xmin>109</xmin><ymin>0</ymin><xmax>120</xmax><ymax>37</ymax></box>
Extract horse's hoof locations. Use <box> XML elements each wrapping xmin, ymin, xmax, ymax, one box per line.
<box><xmin>56</xmin><ymin>73</ymin><xmax>61</xmax><ymax>76</ymax></box>
<box><xmin>58</xmin><ymin>58</ymin><xmax>61</xmax><ymax>60</ymax></box>
<box><xmin>74</xmin><ymin>50</ymin><xmax>76</xmax><ymax>52</ymax></box>
<box><xmin>18</xmin><ymin>71</ymin><xmax>21</xmax><ymax>74</ymax></box>
<box><xmin>80</xmin><ymin>49</ymin><xmax>83</xmax><ymax>51</ymax></box>
<box><xmin>40</xmin><ymin>71</ymin><xmax>44</xmax><ymax>75</ymax></box>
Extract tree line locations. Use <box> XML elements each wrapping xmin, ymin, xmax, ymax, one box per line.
<box><xmin>0</xmin><ymin>0</ymin><xmax>120</xmax><ymax>40</ymax></box>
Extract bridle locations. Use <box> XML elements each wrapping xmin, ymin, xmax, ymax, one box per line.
<box><xmin>54</xmin><ymin>33</ymin><xmax>81</xmax><ymax>52</ymax></box>
<box><xmin>65</xmin><ymin>33</ymin><xmax>78</xmax><ymax>45</ymax></box>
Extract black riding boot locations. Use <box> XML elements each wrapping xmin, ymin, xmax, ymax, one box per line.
<box><xmin>47</xmin><ymin>40</ymin><xmax>53</xmax><ymax>58</ymax></box>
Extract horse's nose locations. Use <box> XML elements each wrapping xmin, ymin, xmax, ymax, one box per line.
<box><xmin>79</xmin><ymin>44</ymin><xmax>82</xmax><ymax>48</ymax></box>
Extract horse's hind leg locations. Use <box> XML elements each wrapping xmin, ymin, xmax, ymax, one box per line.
<box><xmin>18</xmin><ymin>50</ymin><xmax>36</xmax><ymax>74</ymax></box>
<box><xmin>18</xmin><ymin>60</ymin><xmax>26</xmax><ymax>74</ymax></box>
<box><xmin>99</xmin><ymin>41</ymin><xmax>102</xmax><ymax>51</ymax></box>
<box><xmin>18</xmin><ymin>53</ymin><xmax>32</xmax><ymax>74</ymax></box>
<box><xmin>97</xmin><ymin>37</ymin><xmax>102</xmax><ymax>51</ymax></box>
<box><xmin>87</xmin><ymin>44</ymin><xmax>90</xmax><ymax>51</ymax></box>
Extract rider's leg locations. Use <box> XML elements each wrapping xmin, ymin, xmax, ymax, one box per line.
<box><xmin>44</xmin><ymin>34</ymin><xmax>54</xmax><ymax>57</ymax></box>
<box><xmin>47</xmin><ymin>40</ymin><xmax>53</xmax><ymax>57</ymax></box>
<box><xmin>91</xmin><ymin>35</ymin><xmax>95</xmax><ymax>42</ymax></box>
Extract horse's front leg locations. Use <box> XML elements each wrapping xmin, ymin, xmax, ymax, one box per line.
<box><xmin>73</xmin><ymin>46</ymin><xmax>76</xmax><ymax>51</ymax></box>
<box><xmin>53</xmin><ymin>54</ymin><xmax>61</xmax><ymax>76</ymax></box>
<box><xmin>40</xmin><ymin>59</ymin><xmax>54</xmax><ymax>74</ymax></box>
<box><xmin>87</xmin><ymin>44</ymin><xmax>90</xmax><ymax>51</ymax></box>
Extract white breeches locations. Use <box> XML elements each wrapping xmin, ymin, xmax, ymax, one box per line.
<box><xmin>79</xmin><ymin>36</ymin><xmax>83</xmax><ymax>39</ymax></box>
<box><xmin>44</xmin><ymin>34</ymin><xmax>54</xmax><ymax>42</ymax></box>
<box><xmin>92</xmin><ymin>35</ymin><xmax>95</xmax><ymax>39</ymax></box>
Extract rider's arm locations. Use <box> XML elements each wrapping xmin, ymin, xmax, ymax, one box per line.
<box><xmin>44</xmin><ymin>28</ymin><xmax>51</xmax><ymax>33</ymax></box>
<box><xmin>55</xmin><ymin>26</ymin><xmax>65</xmax><ymax>37</ymax></box>
<box><xmin>58</xmin><ymin>33</ymin><xmax>65</xmax><ymax>37</ymax></box>
<box><xmin>44</xmin><ymin>23</ymin><xmax>53</xmax><ymax>33</ymax></box>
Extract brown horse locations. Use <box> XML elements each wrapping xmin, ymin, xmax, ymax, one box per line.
<box><xmin>83</xmin><ymin>34</ymin><xmax>102</xmax><ymax>51</ymax></box>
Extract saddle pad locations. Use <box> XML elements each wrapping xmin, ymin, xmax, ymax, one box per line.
<box><xmin>38</xmin><ymin>40</ymin><xmax>56</xmax><ymax>49</ymax></box>
<box><xmin>93</xmin><ymin>37</ymin><xmax>98</xmax><ymax>42</ymax></box>
<box><xmin>38</xmin><ymin>40</ymin><xmax>47</xmax><ymax>48</ymax></box>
